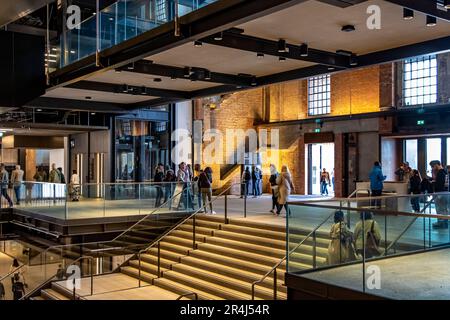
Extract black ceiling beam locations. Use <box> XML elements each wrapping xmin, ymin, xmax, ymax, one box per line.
<box><xmin>66</xmin><ymin>80</ymin><xmax>191</xmax><ymax>99</ymax></box>
<box><xmin>201</xmin><ymin>30</ymin><xmax>350</xmax><ymax>68</ymax></box>
<box><xmin>357</xmin><ymin>35</ymin><xmax>450</xmax><ymax>67</ymax></box>
<box><xmin>49</xmin><ymin>0</ymin><xmax>307</xmax><ymax>87</ymax></box>
<box><xmin>316</xmin><ymin>0</ymin><xmax>368</xmax><ymax>8</ymax></box>
<box><xmin>126</xmin><ymin>97</ymin><xmax>187</xmax><ymax>110</ymax></box>
<box><xmin>121</xmin><ymin>60</ymin><xmax>253</xmax><ymax>87</ymax></box>
<box><xmin>28</xmin><ymin>97</ymin><xmax>128</xmax><ymax>113</ymax></box>
<box><xmin>385</xmin><ymin>0</ymin><xmax>450</xmax><ymax>22</ymax></box>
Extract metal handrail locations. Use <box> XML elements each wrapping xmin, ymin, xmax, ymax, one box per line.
<box><xmin>40</xmin><ymin>185</ymin><xmax>189</xmax><ymax>265</ymax></box>
<box><xmin>251</xmin><ymin>210</ymin><xmax>336</xmax><ymax>300</ymax></box>
<box><xmin>348</xmin><ymin>188</ymin><xmax>371</xmax><ymax>199</ymax></box>
<box><xmin>0</xmin><ymin>264</ymin><xmax>25</xmax><ymax>283</ymax></box>
<box><xmin>385</xmin><ymin>195</ymin><xmax>435</xmax><ymax>253</ymax></box>
<box><xmin>176</xmin><ymin>292</ymin><xmax>198</xmax><ymax>300</ymax></box>
<box><xmin>69</xmin><ymin>256</ymin><xmax>94</xmax><ymax>300</ymax></box>
<box><xmin>127</xmin><ymin>182</ymin><xmax>244</xmax><ymax>285</ymax></box>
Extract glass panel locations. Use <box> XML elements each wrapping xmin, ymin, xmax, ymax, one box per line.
<box><xmin>426</xmin><ymin>138</ymin><xmax>442</xmax><ymax>177</ymax></box>
<box><xmin>405</xmin><ymin>139</ymin><xmax>418</xmax><ymax>171</ymax></box>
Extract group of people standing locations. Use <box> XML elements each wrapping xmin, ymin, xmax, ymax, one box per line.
<box><xmin>240</xmin><ymin>166</ymin><xmax>263</xmax><ymax>198</ymax></box>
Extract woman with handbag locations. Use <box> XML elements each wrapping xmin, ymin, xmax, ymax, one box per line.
<box><xmin>353</xmin><ymin>211</ymin><xmax>381</xmax><ymax>259</ymax></box>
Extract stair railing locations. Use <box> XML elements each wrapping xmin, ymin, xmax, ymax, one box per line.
<box><xmin>385</xmin><ymin>194</ymin><xmax>435</xmax><ymax>254</ymax></box>
<box><xmin>176</xmin><ymin>292</ymin><xmax>198</xmax><ymax>300</ymax></box>
<box><xmin>347</xmin><ymin>188</ymin><xmax>371</xmax><ymax>199</ymax></box>
<box><xmin>0</xmin><ymin>264</ymin><xmax>25</xmax><ymax>283</ymax></box>
<box><xmin>251</xmin><ymin>210</ymin><xmax>335</xmax><ymax>300</ymax></box>
<box><xmin>130</xmin><ymin>182</ymin><xmax>244</xmax><ymax>288</ymax></box>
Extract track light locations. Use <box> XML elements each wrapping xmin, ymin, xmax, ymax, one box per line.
<box><xmin>350</xmin><ymin>54</ymin><xmax>358</xmax><ymax>66</ymax></box>
<box><xmin>444</xmin><ymin>0</ymin><xmax>450</xmax><ymax>9</ymax></box>
<box><xmin>279</xmin><ymin>56</ymin><xmax>286</xmax><ymax>62</ymax></box>
<box><xmin>257</xmin><ymin>52</ymin><xmax>264</xmax><ymax>59</ymax></box>
<box><xmin>127</xmin><ymin>63</ymin><xmax>134</xmax><ymax>70</ymax></box>
<box><xmin>183</xmin><ymin>67</ymin><xmax>192</xmax><ymax>78</ymax></box>
<box><xmin>36</xmin><ymin>108</ymin><xmax>42</xmax><ymax>112</ymax></box>
<box><xmin>204</xmin><ymin>70</ymin><xmax>212</xmax><ymax>80</ymax></box>
<box><xmin>251</xmin><ymin>76</ymin><xmax>257</xmax><ymax>86</ymax></box>
<box><xmin>426</xmin><ymin>15</ymin><xmax>437</xmax><ymax>27</ymax></box>
<box><xmin>214</xmin><ymin>32</ymin><xmax>223</xmax><ymax>41</ymax></box>
<box><xmin>171</xmin><ymin>76</ymin><xmax>177</xmax><ymax>81</ymax></box>
<box><xmin>121</xmin><ymin>84</ymin><xmax>129</xmax><ymax>93</ymax></box>
<box><xmin>299</xmin><ymin>43</ymin><xmax>308</xmax><ymax>57</ymax></box>
<box><xmin>277</xmin><ymin>39</ymin><xmax>288</xmax><ymax>53</ymax></box>
<box><xmin>194</xmin><ymin>41</ymin><xmax>202</xmax><ymax>47</ymax></box>
<box><xmin>403</xmin><ymin>8</ymin><xmax>414</xmax><ymax>20</ymax></box>
<box><xmin>141</xmin><ymin>87</ymin><xmax>147</xmax><ymax>94</ymax></box>
<box><xmin>153</xmin><ymin>78</ymin><xmax>162</xmax><ymax>82</ymax></box>
<box><xmin>327</xmin><ymin>66</ymin><xmax>335</xmax><ymax>71</ymax></box>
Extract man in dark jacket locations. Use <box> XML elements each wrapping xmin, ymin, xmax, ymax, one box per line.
<box><xmin>409</xmin><ymin>170</ymin><xmax>422</xmax><ymax>212</ymax></box>
<box><xmin>431</xmin><ymin>161</ymin><xmax>448</xmax><ymax>229</ymax></box>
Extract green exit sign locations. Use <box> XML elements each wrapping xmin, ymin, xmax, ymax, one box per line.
<box><xmin>314</xmin><ymin>128</ymin><xmax>321</xmax><ymax>133</ymax></box>
<box><xmin>417</xmin><ymin>120</ymin><xmax>425</xmax><ymax>125</ymax></box>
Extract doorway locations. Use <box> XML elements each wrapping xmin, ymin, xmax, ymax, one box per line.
<box><xmin>306</xmin><ymin>143</ymin><xmax>335</xmax><ymax>195</ymax></box>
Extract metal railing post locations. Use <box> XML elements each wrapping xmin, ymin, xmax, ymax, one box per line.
<box><xmin>273</xmin><ymin>268</ymin><xmax>277</xmax><ymax>300</ymax></box>
<box><xmin>90</xmin><ymin>257</ymin><xmax>93</xmax><ymax>296</ymax></box>
<box><xmin>193</xmin><ymin>215</ymin><xmax>196</xmax><ymax>249</ymax></box>
<box><xmin>138</xmin><ymin>252</ymin><xmax>142</xmax><ymax>287</ymax></box>
<box><xmin>244</xmin><ymin>183</ymin><xmax>247</xmax><ymax>218</ymax></box>
<box><xmin>312</xmin><ymin>231</ymin><xmax>317</xmax><ymax>268</ymax></box>
<box><xmin>224</xmin><ymin>194</ymin><xmax>228</xmax><ymax>224</ymax></box>
<box><xmin>157</xmin><ymin>241</ymin><xmax>161</xmax><ymax>278</ymax></box>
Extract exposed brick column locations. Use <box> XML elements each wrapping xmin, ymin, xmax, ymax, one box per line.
<box><xmin>334</xmin><ymin>133</ymin><xmax>344</xmax><ymax>198</ymax></box>
<box><xmin>297</xmin><ymin>136</ymin><xmax>305</xmax><ymax>195</ymax></box>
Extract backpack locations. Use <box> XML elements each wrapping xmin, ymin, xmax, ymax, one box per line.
<box><xmin>198</xmin><ymin>172</ymin><xmax>211</xmax><ymax>189</ymax></box>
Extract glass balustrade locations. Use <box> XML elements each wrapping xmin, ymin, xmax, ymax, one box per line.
<box><xmin>59</xmin><ymin>0</ymin><xmax>218</xmax><ymax>67</ymax></box>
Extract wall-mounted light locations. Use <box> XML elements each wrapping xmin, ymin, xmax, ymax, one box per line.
<box><xmin>214</xmin><ymin>32</ymin><xmax>223</xmax><ymax>41</ymax></box>
<box><xmin>204</xmin><ymin>70</ymin><xmax>212</xmax><ymax>80</ymax></box>
<box><xmin>277</xmin><ymin>39</ymin><xmax>288</xmax><ymax>53</ymax></box>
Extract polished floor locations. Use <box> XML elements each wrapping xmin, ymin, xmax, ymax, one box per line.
<box><xmin>299</xmin><ymin>248</ymin><xmax>450</xmax><ymax>300</ymax></box>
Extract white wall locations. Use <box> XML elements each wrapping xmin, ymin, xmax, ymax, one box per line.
<box><xmin>49</xmin><ymin>149</ymin><xmax>65</xmax><ymax>174</ymax></box>
<box><xmin>173</xmin><ymin>101</ymin><xmax>193</xmax><ymax>166</ymax></box>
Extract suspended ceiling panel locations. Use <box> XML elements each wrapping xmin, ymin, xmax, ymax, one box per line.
<box><xmin>238</xmin><ymin>0</ymin><xmax>450</xmax><ymax>55</ymax></box>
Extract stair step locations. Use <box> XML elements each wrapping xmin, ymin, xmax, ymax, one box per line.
<box><xmin>153</xmin><ymin>277</ymin><xmax>224</xmax><ymax>300</ymax></box>
<box><xmin>128</xmin><ymin>259</ymin><xmax>168</xmax><ymax>276</ymax></box>
<box><xmin>162</xmin><ymin>270</ymin><xmax>260</xmax><ymax>300</ymax></box>
<box><xmin>139</xmin><ymin>254</ymin><xmax>178</xmax><ymax>269</ymax></box>
<box><xmin>41</xmin><ymin>288</ymin><xmax>70</xmax><ymax>300</ymax></box>
<box><xmin>171</xmin><ymin>263</ymin><xmax>286</xmax><ymax>299</ymax></box>
<box><xmin>205</xmin><ymin>236</ymin><xmax>285</xmax><ymax>259</ymax></box>
<box><xmin>120</xmin><ymin>266</ymin><xmax>155</xmax><ymax>284</ymax></box>
<box><xmin>178</xmin><ymin>224</ymin><xmax>215</xmax><ymax>236</ymax></box>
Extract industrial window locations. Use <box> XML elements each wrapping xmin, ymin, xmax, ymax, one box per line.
<box><xmin>403</xmin><ymin>55</ymin><xmax>437</xmax><ymax>106</ymax></box>
<box><xmin>308</xmin><ymin>75</ymin><xmax>331</xmax><ymax>116</ymax></box>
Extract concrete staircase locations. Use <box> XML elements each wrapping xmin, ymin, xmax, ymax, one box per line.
<box><xmin>120</xmin><ymin>215</ymin><xmax>330</xmax><ymax>300</ymax></box>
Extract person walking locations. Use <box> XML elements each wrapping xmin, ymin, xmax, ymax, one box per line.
<box><xmin>199</xmin><ymin>167</ymin><xmax>216</xmax><ymax>214</ymax></box>
<box><xmin>154</xmin><ymin>163</ymin><xmax>165</xmax><ymax>207</ymax></box>
<box><xmin>430</xmin><ymin>160</ymin><xmax>448</xmax><ymax>229</ymax></box>
<box><xmin>69</xmin><ymin>170</ymin><xmax>80</xmax><ymax>201</ymax></box>
<box><xmin>276</xmin><ymin>165</ymin><xmax>295</xmax><ymax>216</ymax></box>
<box><xmin>320</xmin><ymin>168</ymin><xmax>331</xmax><ymax>196</ymax></box>
<box><xmin>327</xmin><ymin>210</ymin><xmax>355</xmax><ymax>265</ymax></box>
<box><xmin>163</xmin><ymin>165</ymin><xmax>176</xmax><ymax>203</ymax></box>
<box><xmin>11</xmin><ymin>165</ymin><xmax>24</xmax><ymax>205</ymax></box>
<box><xmin>269</xmin><ymin>164</ymin><xmax>279</xmax><ymax>214</ymax></box>
<box><xmin>0</xmin><ymin>164</ymin><xmax>13</xmax><ymax>208</ymax></box>
<box><xmin>369</xmin><ymin>161</ymin><xmax>386</xmax><ymax>208</ymax></box>
<box><xmin>353</xmin><ymin>211</ymin><xmax>381</xmax><ymax>259</ymax></box>
<box><xmin>409</xmin><ymin>169</ymin><xmax>422</xmax><ymax>213</ymax></box>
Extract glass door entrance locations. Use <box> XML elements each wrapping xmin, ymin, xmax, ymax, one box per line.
<box><xmin>307</xmin><ymin>143</ymin><xmax>335</xmax><ymax>195</ymax></box>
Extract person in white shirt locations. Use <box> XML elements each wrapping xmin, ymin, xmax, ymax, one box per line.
<box><xmin>11</xmin><ymin>165</ymin><xmax>24</xmax><ymax>205</ymax></box>
<box><xmin>69</xmin><ymin>170</ymin><xmax>80</xmax><ymax>201</ymax></box>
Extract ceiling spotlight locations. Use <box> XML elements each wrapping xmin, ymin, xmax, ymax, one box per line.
<box><xmin>91</xmin><ymin>112</ymin><xmax>96</xmax><ymax>115</ymax></box>
<box><xmin>444</xmin><ymin>0</ymin><xmax>450</xmax><ymax>9</ymax></box>
<box><xmin>121</xmin><ymin>84</ymin><xmax>129</xmax><ymax>93</ymax></box>
<box><xmin>204</xmin><ymin>70</ymin><xmax>212</xmax><ymax>80</ymax></box>
<box><xmin>85</xmin><ymin>96</ymin><xmax>92</xmax><ymax>100</ymax></box>
<box><xmin>341</xmin><ymin>25</ymin><xmax>356</xmax><ymax>32</ymax></box>
<box><xmin>426</xmin><ymin>15</ymin><xmax>437</xmax><ymax>27</ymax></box>
<box><xmin>194</xmin><ymin>41</ymin><xmax>203</xmax><ymax>47</ymax></box>
<box><xmin>214</xmin><ymin>32</ymin><xmax>223</xmax><ymax>41</ymax></box>
<box><xmin>327</xmin><ymin>66</ymin><xmax>335</xmax><ymax>71</ymax></box>
<box><xmin>251</xmin><ymin>76</ymin><xmax>257</xmax><ymax>86</ymax></box>
<box><xmin>277</xmin><ymin>39</ymin><xmax>288</xmax><ymax>53</ymax></box>
<box><xmin>127</xmin><ymin>63</ymin><xmax>134</xmax><ymax>70</ymax></box>
<box><xmin>349</xmin><ymin>54</ymin><xmax>358</xmax><ymax>66</ymax></box>
<box><xmin>115</xmin><ymin>69</ymin><xmax>122</xmax><ymax>73</ymax></box>
<box><xmin>36</xmin><ymin>108</ymin><xmax>42</xmax><ymax>112</ymax></box>
<box><xmin>141</xmin><ymin>86</ymin><xmax>147</xmax><ymax>95</ymax></box>
<box><xmin>403</xmin><ymin>8</ymin><xmax>414</xmax><ymax>20</ymax></box>
<box><xmin>170</xmin><ymin>76</ymin><xmax>177</xmax><ymax>81</ymax></box>
<box><xmin>299</xmin><ymin>43</ymin><xmax>308</xmax><ymax>57</ymax></box>
<box><xmin>183</xmin><ymin>67</ymin><xmax>192</xmax><ymax>78</ymax></box>
<box><xmin>257</xmin><ymin>52</ymin><xmax>264</xmax><ymax>59</ymax></box>
<box><xmin>153</xmin><ymin>78</ymin><xmax>162</xmax><ymax>82</ymax></box>
<box><xmin>279</xmin><ymin>56</ymin><xmax>286</xmax><ymax>62</ymax></box>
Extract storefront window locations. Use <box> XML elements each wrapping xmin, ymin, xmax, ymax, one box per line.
<box><xmin>115</xmin><ymin>118</ymin><xmax>169</xmax><ymax>182</ymax></box>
